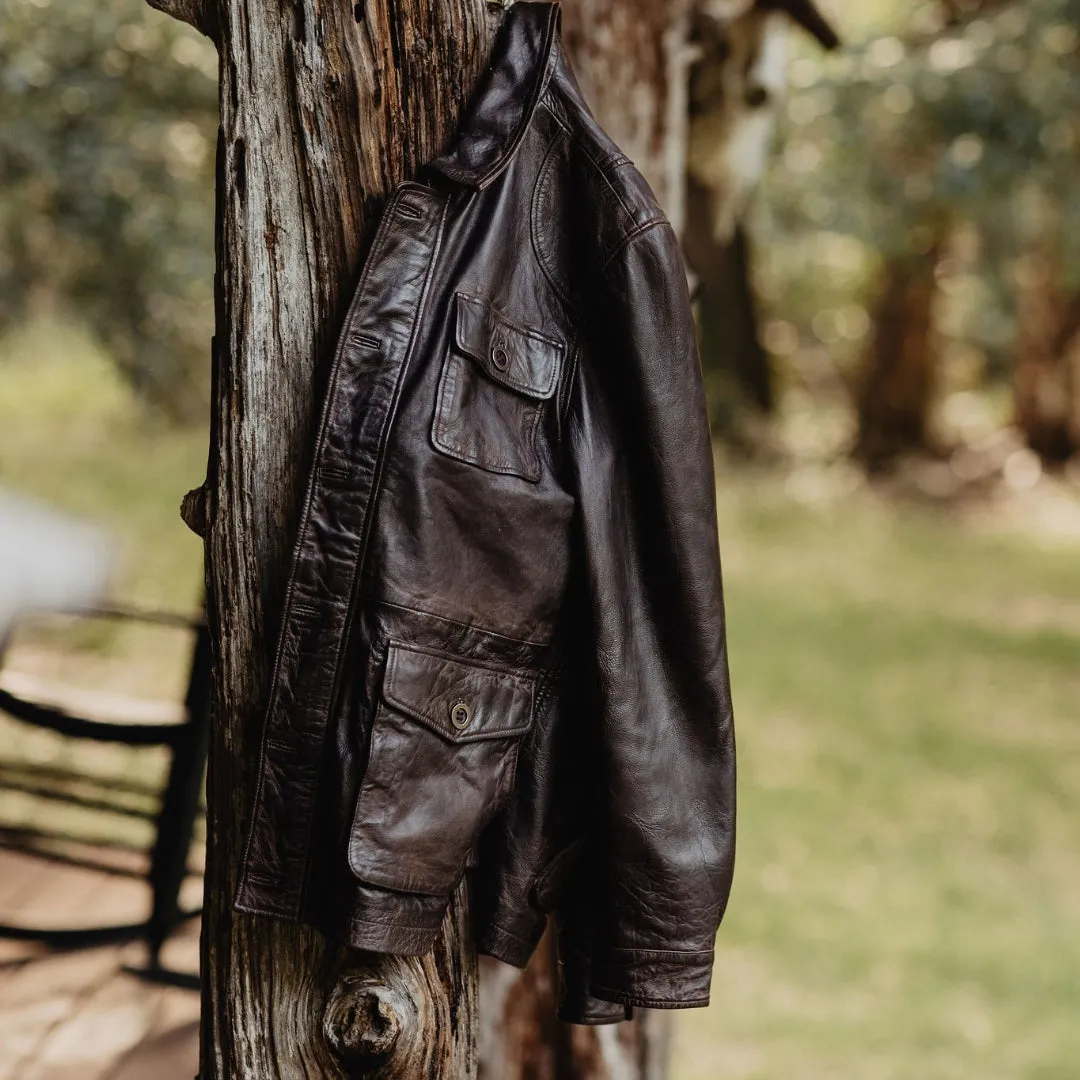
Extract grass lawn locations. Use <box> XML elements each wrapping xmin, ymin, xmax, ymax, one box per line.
<box><xmin>2</xmin><ymin>326</ymin><xmax>1078</xmax><ymax>1077</ymax></box>
<box><xmin>675</xmin><ymin>473</ymin><xmax>1080</xmax><ymax>1080</ymax></box>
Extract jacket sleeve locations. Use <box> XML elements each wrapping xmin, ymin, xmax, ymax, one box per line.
<box><xmin>559</xmin><ymin>218</ymin><xmax>736</xmax><ymax>1012</ymax></box>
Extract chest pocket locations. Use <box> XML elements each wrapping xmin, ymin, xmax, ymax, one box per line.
<box><xmin>432</xmin><ymin>292</ymin><xmax>565</xmax><ymax>482</ymax></box>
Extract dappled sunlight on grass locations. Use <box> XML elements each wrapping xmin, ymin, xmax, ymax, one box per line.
<box><xmin>676</xmin><ymin>473</ymin><xmax>1080</xmax><ymax>1079</ymax></box>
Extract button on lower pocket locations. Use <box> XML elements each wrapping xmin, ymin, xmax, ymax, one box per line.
<box><xmin>348</xmin><ymin>642</ymin><xmax>536</xmax><ymax>896</ymax></box>
<box><xmin>491</xmin><ymin>340</ymin><xmax>510</xmax><ymax>372</ymax></box>
<box><xmin>450</xmin><ymin>700</ymin><xmax>472</xmax><ymax>730</ymax></box>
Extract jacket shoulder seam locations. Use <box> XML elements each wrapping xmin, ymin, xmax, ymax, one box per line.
<box><xmin>530</xmin><ymin>125</ymin><xmax>576</xmax><ymax>312</ymax></box>
<box><xmin>599</xmin><ymin>218</ymin><xmax>671</xmax><ymax>276</ymax></box>
<box><xmin>539</xmin><ymin>93</ymin><xmax>637</xmax><ymax>222</ymax></box>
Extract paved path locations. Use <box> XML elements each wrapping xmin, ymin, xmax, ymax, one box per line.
<box><xmin>0</xmin><ymin>848</ymin><xmax>200</xmax><ymax>1080</ymax></box>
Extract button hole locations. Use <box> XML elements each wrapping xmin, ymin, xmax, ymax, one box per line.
<box><xmin>245</xmin><ymin>872</ymin><xmax>288</xmax><ymax>888</ymax></box>
<box><xmin>397</xmin><ymin>201</ymin><xmax>423</xmax><ymax>219</ymax></box>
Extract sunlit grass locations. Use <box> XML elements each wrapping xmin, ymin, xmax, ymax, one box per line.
<box><xmin>676</xmin><ymin>472</ymin><xmax>1080</xmax><ymax>1080</ymax></box>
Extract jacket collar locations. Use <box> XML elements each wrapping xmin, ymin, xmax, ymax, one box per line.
<box><xmin>427</xmin><ymin>2</ymin><xmax>561</xmax><ymax>190</ymax></box>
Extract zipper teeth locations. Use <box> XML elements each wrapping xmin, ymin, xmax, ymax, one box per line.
<box><xmin>237</xmin><ymin>187</ymin><xmax>407</xmax><ymax>908</ymax></box>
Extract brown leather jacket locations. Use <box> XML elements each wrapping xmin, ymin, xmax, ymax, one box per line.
<box><xmin>234</xmin><ymin>1</ymin><xmax>736</xmax><ymax>1025</ymax></box>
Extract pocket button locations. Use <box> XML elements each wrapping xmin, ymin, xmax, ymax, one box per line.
<box><xmin>491</xmin><ymin>340</ymin><xmax>510</xmax><ymax>373</ymax></box>
<box><xmin>449</xmin><ymin>700</ymin><xmax>472</xmax><ymax>730</ymax></box>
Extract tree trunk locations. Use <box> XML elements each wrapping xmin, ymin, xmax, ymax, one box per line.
<box><xmin>1012</xmin><ymin>252</ymin><xmax>1080</xmax><ymax>465</ymax></box>
<box><xmin>855</xmin><ymin>246</ymin><xmax>942</xmax><ymax>471</ymax></box>
<box><xmin>150</xmin><ymin>0</ymin><xmax>696</xmax><ymax>1074</ymax></box>
<box><xmin>478</xmin><ymin>947</ymin><xmax>672</xmax><ymax>1080</ymax></box>
<box><xmin>146</xmin><ymin>0</ymin><xmax>499</xmax><ymax>1075</ymax></box>
<box><xmin>683</xmin><ymin>4</ymin><xmax>783</xmax><ymax>440</ymax></box>
<box><xmin>682</xmin><ymin>2</ymin><xmax>839</xmax><ymax>439</ymax></box>
<box><xmin>688</xmin><ymin>202</ymin><xmax>772</xmax><ymax>438</ymax></box>
<box><xmin>560</xmin><ymin>0</ymin><xmax>694</xmax><ymax>233</ymax></box>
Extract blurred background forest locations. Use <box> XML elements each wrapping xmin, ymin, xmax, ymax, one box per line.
<box><xmin>0</xmin><ymin>0</ymin><xmax>1078</xmax><ymax>1077</ymax></box>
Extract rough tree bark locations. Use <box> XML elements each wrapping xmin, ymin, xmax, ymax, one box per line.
<box><xmin>148</xmin><ymin>0</ymin><xmax>500</xmax><ymax>1075</ymax></box>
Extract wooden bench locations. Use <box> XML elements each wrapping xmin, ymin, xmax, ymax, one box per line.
<box><xmin>0</xmin><ymin>605</ymin><xmax>208</xmax><ymax>983</ymax></box>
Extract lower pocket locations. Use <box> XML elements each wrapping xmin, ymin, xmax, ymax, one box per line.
<box><xmin>348</xmin><ymin>641</ymin><xmax>535</xmax><ymax>896</ymax></box>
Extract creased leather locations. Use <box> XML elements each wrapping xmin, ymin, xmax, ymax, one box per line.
<box><xmin>234</xmin><ymin>1</ymin><xmax>736</xmax><ymax>1026</ymax></box>
<box><xmin>454</xmin><ymin>292</ymin><xmax>564</xmax><ymax>398</ymax></box>
<box><xmin>347</xmin><ymin>644</ymin><xmax>533</xmax><ymax>895</ymax></box>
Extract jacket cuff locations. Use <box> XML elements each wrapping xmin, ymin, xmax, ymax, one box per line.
<box><xmin>588</xmin><ymin>947</ymin><xmax>714</xmax><ymax>1010</ymax></box>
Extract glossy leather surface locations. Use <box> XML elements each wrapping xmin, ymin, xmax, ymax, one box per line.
<box><xmin>234</xmin><ymin>1</ymin><xmax>736</xmax><ymax>1025</ymax></box>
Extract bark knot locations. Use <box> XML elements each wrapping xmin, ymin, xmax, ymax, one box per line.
<box><xmin>324</xmin><ymin>977</ymin><xmax>408</xmax><ymax>1069</ymax></box>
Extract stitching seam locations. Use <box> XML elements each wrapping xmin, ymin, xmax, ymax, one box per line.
<box><xmin>599</xmin><ymin>219</ymin><xmax>670</xmax><ymax>276</ymax></box>
<box><xmin>372</xmin><ymin>599</ymin><xmax>552</xmax><ymax>648</ymax></box>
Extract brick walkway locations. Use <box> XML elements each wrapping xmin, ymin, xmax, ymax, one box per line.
<box><xmin>0</xmin><ymin>848</ymin><xmax>200</xmax><ymax>1080</ymax></box>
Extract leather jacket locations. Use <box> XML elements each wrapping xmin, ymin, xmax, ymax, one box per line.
<box><xmin>234</xmin><ymin>1</ymin><xmax>736</xmax><ymax>1025</ymax></box>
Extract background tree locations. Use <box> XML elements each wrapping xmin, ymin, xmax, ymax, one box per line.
<box><xmin>760</xmin><ymin>0</ymin><xmax>1080</xmax><ymax>469</ymax></box>
<box><xmin>0</xmin><ymin>0</ymin><xmax>216</xmax><ymax>420</ymax></box>
<box><xmin>683</xmin><ymin>0</ymin><xmax>839</xmax><ymax>442</ymax></box>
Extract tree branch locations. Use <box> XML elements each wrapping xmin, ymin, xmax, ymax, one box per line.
<box><xmin>144</xmin><ymin>0</ymin><xmax>218</xmax><ymax>43</ymax></box>
<box><xmin>761</xmin><ymin>0</ymin><xmax>841</xmax><ymax>51</ymax></box>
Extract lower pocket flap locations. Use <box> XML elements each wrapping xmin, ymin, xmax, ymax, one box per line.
<box><xmin>383</xmin><ymin>642</ymin><xmax>534</xmax><ymax>743</ymax></box>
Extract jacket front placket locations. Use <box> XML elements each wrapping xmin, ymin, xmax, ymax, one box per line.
<box><xmin>236</xmin><ymin>183</ymin><xmax>449</xmax><ymax>919</ymax></box>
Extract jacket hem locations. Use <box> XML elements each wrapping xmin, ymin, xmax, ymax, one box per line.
<box><xmin>345</xmin><ymin>912</ymin><xmax>443</xmax><ymax>957</ymax></box>
<box><xmin>475</xmin><ymin>917</ymin><xmax>546</xmax><ymax>969</ymax></box>
<box><xmin>556</xmin><ymin>941</ymin><xmax>635</xmax><ymax>1025</ymax></box>
<box><xmin>555</xmin><ymin>980</ymin><xmax>634</xmax><ymax>1025</ymax></box>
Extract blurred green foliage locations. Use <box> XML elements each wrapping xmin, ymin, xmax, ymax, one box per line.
<box><xmin>0</xmin><ymin>0</ymin><xmax>216</xmax><ymax>419</ymax></box>
<box><xmin>758</xmin><ymin>0</ymin><xmax>1080</xmax><ymax>415</ymax></box>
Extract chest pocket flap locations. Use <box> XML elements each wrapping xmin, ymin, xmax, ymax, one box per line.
<box><xmin>455</xmin><ymin>292</ymin><xmax>564</xmax><ymax>400</ymax></box>
<box><xmin>433</xmin><ymin>293</ymin><xmax>565</xmax><ymax>481</ymax></box>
